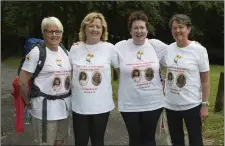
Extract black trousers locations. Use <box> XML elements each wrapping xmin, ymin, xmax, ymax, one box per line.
<box><xmin>121</xmin><ymin>108</ymin><xmax>163</xmax><ymax>146</ymax></box>
<box><xmin>72</xmin><ymin>111</ymin><xmax>110</xmax><ymax>146</ymax></box>
<box><xmin>165</xmin><ymin>104</ymin><xmax>203</xmax><ymax>146</ymax></box>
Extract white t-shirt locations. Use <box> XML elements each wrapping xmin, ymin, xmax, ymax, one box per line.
<box><xmin>164</xmin><ymin>41</ymin><xmax>210</xmax><ymax>111</ymax></box>
<box><xmin>22</xmin><ymin>46</ymin><xmax>72</xmax><ymax>120</ymax></box>
<box><xmin>115</xmin><ymin>38</ymin><xmax>167</xmax><ymax>112</ymax></box>
<box><xmin>69</xmin><ymin>41</ymin><xmax>119</xmax><ymax>114</ymax></box>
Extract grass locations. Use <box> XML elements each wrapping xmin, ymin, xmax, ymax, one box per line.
<box><xmin>202</xmin><ymin>65</ymin><xmax>224</xmax><ymax>145</ymax></box>
<box><xmin>112</xmin><ymin>65</ymin><xmax>224</xmax><ymax>145</ymax></box>
<box><xmin>3</xmin><ymin>57</ymin><xmax>224</xmax><ymax>145</ymax></box>
<box><xmin>2</xmin><ymin>56</ymin><xmax>21</xmax><ymax>68</ymax></box>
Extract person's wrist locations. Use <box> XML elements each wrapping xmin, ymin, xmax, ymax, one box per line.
<box><xmin>202</xmin><ymin>101</ymin><xmax>209</xmax><ymax>107</ymax></box>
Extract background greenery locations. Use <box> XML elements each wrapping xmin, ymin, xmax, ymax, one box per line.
<box><xmin>2</xmin><ymin>1</ymin><xmax>224</xmax><ymax>65</ymax></box>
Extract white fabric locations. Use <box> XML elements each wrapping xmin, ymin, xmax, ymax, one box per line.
<box><xmin>155</xmin><ymin>110</ymin><xmax>171</xmax><ymax>145</ymax></box>
<box><xmin>164</xmin><ymin>41</ymin><xmax>210</xmax><ymax>111</ymax></box>
<box><xmin>69</xmin><ymin>41</ymin><xmax>119</xmax><ymax>114</ymax></box>
<box><xmin>22</xmin><ymin>46</ymin><xmax>72</xmax><ymax>120</ymax></box>
<box><xmin>115</xmin><ymin>38</ymin><xmax>167</xmax><ymax>112</ymax></box>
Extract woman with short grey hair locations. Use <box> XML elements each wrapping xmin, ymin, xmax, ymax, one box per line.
<box><xmin>164</xmin><ymin>14</ymin><xmax>210</xmax><ymax>146</ymax></box>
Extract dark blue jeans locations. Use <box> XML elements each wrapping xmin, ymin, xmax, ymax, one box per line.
<box><xmin>121</xmin><ymin>108</ymin><xmax>163</xmax><ymax>146</ymax></box>
<box><xmin>166</xmin><ymin>104</ymin><xmax>203</xmax><ymax>146</ymax></box>
<box><xmin>72</xmin><ymin>111</ymin><xmax>110</xmax><ymax>146</ymax></box>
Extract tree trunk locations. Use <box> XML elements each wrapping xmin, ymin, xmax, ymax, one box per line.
<box><xmin>214</xmin><ymin>72</ymin><xmax>224</xmax><ymax>112</ymax></box>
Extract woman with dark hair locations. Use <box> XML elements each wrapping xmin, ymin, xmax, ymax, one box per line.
<box><xmin>79</xmin><ymin>72</ymin><xmax>88</xmax><ymax>86</ymax></box>
<box><xmin>164</xmin><ymin>14</ymin><xmax>210</xmax><ymax>146</ymax></box>
<box><xmin>52</xmin><ymin>77</ymin><xmax>61</xmax><ymax>89</ymax></box>
<box><xmin>132</xmin><ymin>69</ymin><xmax>140</xmax><ymax>82</ymax></box>
<box><xmin>115</xmin><ymin>11</ymin><xmax>168</xmax><ymax>146</ymax></box>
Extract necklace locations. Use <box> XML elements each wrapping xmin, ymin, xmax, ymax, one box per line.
<box><xmin>84</xmin><ymin>43</ymin><xmax>100</xmax><ymax>53</ymax></box>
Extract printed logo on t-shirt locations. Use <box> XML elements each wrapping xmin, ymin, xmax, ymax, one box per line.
<box><xmin>52</xmin><ymin>77</ymin><xmax>62</xmax><ymax>92</ymax></box>
<box><xmin>79</xmin><ymin>71</ymin><xmax>88</xmax><ymax>86</ymax></box>
<box><xmin>144</xmin><ymin>67</ymin><xmax>154</xmax><ymax>81</ymax></box>
<box><xmin>176</xmin><ymin>73</ymin><xmax>186</xmax><ymax>88</ymax></box>
<box><xmin>25</xmin><ymin>55</ymin><xmax>30</xmax><ymax>64</ymax></box>
<box><xmin>92</xmin><ymin>71</ymin><xmax>102</xmax><ymax>86</ymax></box>
<box><xmin>86</xmin><ymin>53</ymin><xmax>94</xmax><ymax>64</ymax></box>
<box><xmin>56</xmin><ymin>58</ymin><xmax>62</xmax><ymax>67</ymax></box>
<box><xmin>137</xmin><ymin>51</ymin><xmax>144</xmax><ymax>60</ymax></box>
<box><xmin>174</xmin><ymin>55</ymin><xmax>182</xmax><ymax>64</ymax></box>
<box><xmin>131</xmin><ymin>69</ymin><xmax>141</xmax><ymax>82</ymax></box>
<box><xmin>64</xmin><ymin>76</ymin><xmax>71</xmax><ymax>90</ymax></box>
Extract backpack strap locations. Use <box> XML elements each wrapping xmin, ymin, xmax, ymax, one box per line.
<box><xmin>59</xmin><ymin>43</ymin><xmax>68</xmax><ymax>56</ymax></box>
<box><xmin>30</xmin><ymin>43</ymin><xmax>46</xmax><ymax>82</ymax></box>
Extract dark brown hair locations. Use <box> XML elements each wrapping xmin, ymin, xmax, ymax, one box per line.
<box><xmin>169</xmin><ymin>14</ymin><xmax>192</xmax><ymax>29</ymax></box>
<box><xmin>128</xmin><ymin>11</ymin><xmax>149</xmax><ymax>32</ymax></box>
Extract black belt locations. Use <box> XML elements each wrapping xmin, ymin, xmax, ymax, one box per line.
<box><xmin>29</xmin><ymin>85</ymin><xmax>71</xmax><ymax>143</ymax></box>
<box><xmin>39</xmin><ymin>90</ymin><xmax>71</xmax><ymax>143</ymax></box>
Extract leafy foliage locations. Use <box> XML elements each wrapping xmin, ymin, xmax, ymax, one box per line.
<box><xmin>2</xmin><ymin>1</ymin><xmax>224</xmax><ymax>64</ymax></box>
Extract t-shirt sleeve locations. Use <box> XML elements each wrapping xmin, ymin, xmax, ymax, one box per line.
<box><xmin>69</xmin><ymin>44</ymin><xmax>79</xmax><ymax>65</ymax></box>
<box><xmin>111</xmin><ymin>45</ymin><xmax>120</xmax><ymax>68</ymax></box>
<box><xmin>149</xmin><ymin>39</ymin><xmax>168</xmax><ymax>66</ymax></box>
<box><xmin>198</xmin><ymin>45</ymin><xmax>210</xmax><ymax>72</ymax></box>
<box><xmin>21</xmin><ymin>46</ymin><xmax>40</xmax><ymax>73</ymax></box>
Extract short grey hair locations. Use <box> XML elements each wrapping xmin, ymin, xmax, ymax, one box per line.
<box><xmin>41</xmin><ymin>16</ymin><xmax>63</xmax><ymax>34</ymax></box>
<box><xmin>169</xmin><ymin>14</ymin><xmax>192</xmax><ymax>29</ymax></box>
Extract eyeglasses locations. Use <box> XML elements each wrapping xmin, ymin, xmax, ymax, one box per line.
<box><xmin>44</xmin><ymin>30</ymin><xmax>62</xmax><ymax>36</ymax></box>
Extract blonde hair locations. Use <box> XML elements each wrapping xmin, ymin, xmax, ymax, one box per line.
<box><xmin>79</xmin><ymin>12</ymin><xmax>108</xmax><ymax>42</ymax></box>
<box><xmin>41</xmin><ymin>16</ymin><xmax>63</xmax><ymax>34</ymax></box>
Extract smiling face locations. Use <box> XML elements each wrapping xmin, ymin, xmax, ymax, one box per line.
<box><xmin>130</xmin><ymin>20</ymin><xmax>148</xmax><ymax>45</ymax></box>
<box><xmin>43</xmin><ymin>25</ymin><xmax>62</xmax><ymax>48</ymax></box>
<box><xmin>85</xmin><ymin>18</ymin><xmax>103</xmax><ymax>44</ymax></box>
<box><xmin>171</xmin><ymin>20</ymin><xmax>191</xmax><ymax>43</ymax></box>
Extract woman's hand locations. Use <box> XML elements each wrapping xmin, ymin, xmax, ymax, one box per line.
<box><xmin>200</xmin><ymin>105</ymin><xmax>208</xmax><ymax>121</ymax></box>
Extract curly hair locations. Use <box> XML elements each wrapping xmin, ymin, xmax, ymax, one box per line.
<box><xmin>127</xmin><ymin>11</ymin><xmax>149</xmax><ymax>32</ymax></box>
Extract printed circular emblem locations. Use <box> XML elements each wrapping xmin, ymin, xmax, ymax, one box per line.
<box><xmin>131</xmin><ymin>69</ymin><xmax>141</xmax><ymax>82</ymax></box>
<box><xmin>144</xmin><ymin>68</ymin><xmax>154</xmax><ymax>81</ymax></box>
<box><xmin>167</xmin><ymin>72</ymin><xmax>174</xmax><ymax>85</ymax></box>
<box><xmin>176</xmin><ymin>73</ymin><xmax>186</xmax><ymax>88</ymax></box>
<box><xmin>92</xmin><ymin>71</ymin><xmax>101</xmax><ymax>86</ymax></box>
<box><xmin>52</xmin><ymin>77</ymin><xmax>61</xmax><ymax>92</ymax></box>
<box><xmin>64</xmin><ymin>76</ymin><xmax>71</xmax><ymax>90</ymax></box>
<box><xmin>79</xmin><ymin>71</ymin><xmax>88</xmax><ymax>86</ymax></box>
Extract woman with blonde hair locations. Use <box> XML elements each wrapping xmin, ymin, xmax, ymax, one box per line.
<box><xmin>69</xmin><ymin>12</ymin><xmax>119</xmax><ymax>146</ymax></box>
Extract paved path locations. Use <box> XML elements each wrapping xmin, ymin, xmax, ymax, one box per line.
<box><xmin>1</xmin><ymin>63</ymin><xmax>129</xmax><ymax>145</ymax></box>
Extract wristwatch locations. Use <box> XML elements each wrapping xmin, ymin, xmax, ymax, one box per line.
<box><xmin>202</xmin><ymin>101</ymin><xmax>209</xmax><ymax>106</ymax></box>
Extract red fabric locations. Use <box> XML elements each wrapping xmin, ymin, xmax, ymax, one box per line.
<box><xmin>161</xmin><ymin>118</ymin><xmax>164</xmax><ymax>129</ymax></box>
<box><xmin>11</xmin><ymin>76</ymin><xmax>26</xmax><ymax>134</ymax></box>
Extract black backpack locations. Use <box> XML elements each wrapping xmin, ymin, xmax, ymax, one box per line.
<box><xmin>18</xmin><ymin>38</ymin><xmax>68</xmax><ymax>78</ymax></box>
<box><xmin>18</xmin><ymin>39</ymin><xmax>70</xmax><ymax>143</ymax></box>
